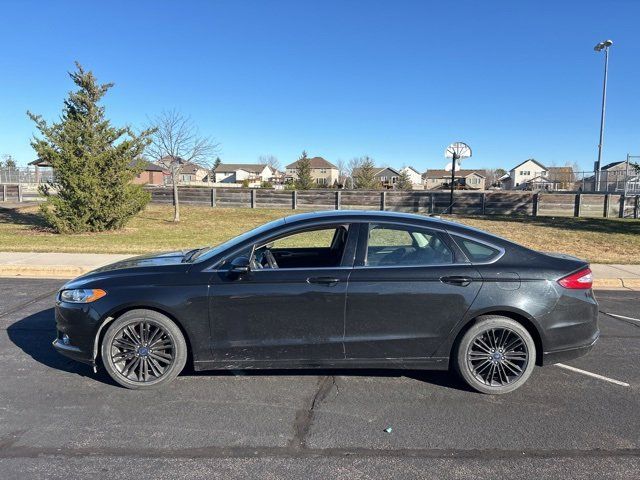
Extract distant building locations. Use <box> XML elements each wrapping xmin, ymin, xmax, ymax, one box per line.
<box><xmin>501</xmin><ymin>159</ymin><xmax>576</xmax><ymax>191</ymax></box>
<box><xmin>285</xmin><ymin>156</ymin><xmax>339</xmax><ymax>187</ymax></box>
<box><xmin>213</xmin><ymin>163</ymin><xmax>274</xmax><ymax>185</ymax></box>
<box><xmin>422</xmin><ymin>169</ymin><xmax>486</xmax><ymax>190</ymax></box>
<box><xmin>132</xmin><ymin>159</ymin><xmax>166</xmax><ymax>185</ymax></box>
<box><xmin>400</xmin><ymin>166</ymin><xmax>423</xmax><ymax>187</ymax></box>
<box><xmin>582</xmin><ymin>161</ymin><xmax>638</xmax><ymax>192</ymax></box>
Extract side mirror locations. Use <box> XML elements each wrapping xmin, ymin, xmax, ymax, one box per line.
<box><xmin>229</xmin><ymin>256</ymin><xmax>251</xmax><ymax>276</ymax></box>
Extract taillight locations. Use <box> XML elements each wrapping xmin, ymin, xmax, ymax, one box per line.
<box><xmin>558</xmin><ymin>268</ymin><xmax>593</xmax><ymax>289</ymax></box>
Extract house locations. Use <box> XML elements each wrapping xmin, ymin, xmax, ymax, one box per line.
<box><xmin>582</xmin><ymin>161</ymin><xmax>636</xmax><ymax>192</ymax></box>
<box><xmin>213</xmin><ymin>163</ymin><xmax>274</xmax><ymax>185</ymax></box>
<box><xmin>502</xmin><ymin>160</ymin><xmax>576</xmax><ymax>191</ymax></box>
<box><xmin>155</xmin><ymin>156</ymin><xmax>211</xmax><ymax>184</ymax></box>
<box><xmin>508</xmin><ymin>159</ymin><xmax>548</xmax><ymax>189</ymax></box>
<box><xmin>285</xmin><ymin>156</ymin><xmax>339</xmax><ymax>187</ymax></box>
<box><xmin>400</xmin><ymin>166</ymin><xmax>423</xmax><ymax>187</ymax></box>
<box><xmin>132</xmin><ymin>159</ymin><xmax>166</xmax><ymax>185</ymax></box>
<box><xmin>422</xmin><ymin>169</ymin><xmax>487</xmax><ymax>190</ymax></box>
<box><xmin>352</xmin><ymin>166</ymin><xmax>402</xmax><ymax>189</ymax></box>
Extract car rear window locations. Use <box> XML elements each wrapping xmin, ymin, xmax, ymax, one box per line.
<box><xmin>453</xmin><ymin>236</ymin><xmax>502</xmax><ymax>263</ymax></box>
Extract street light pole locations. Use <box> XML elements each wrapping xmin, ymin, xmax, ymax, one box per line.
<box><xmin>594</xmin><ymin>39</ymin><xmax>613</xmax><ymax>191</ymax></box>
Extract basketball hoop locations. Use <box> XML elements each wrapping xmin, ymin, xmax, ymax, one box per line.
<box><xmin>445</xmin><ymin>142</ymin><xmax>472</xmax><ymax>160</ymax></box>
<box><xmin>444</xmin><ymin>142</ymin><xmax>472</xmax><ymax>214</ymax></box>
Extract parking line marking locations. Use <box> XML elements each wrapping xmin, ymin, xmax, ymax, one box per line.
<box><xmin>603</xmin><ymin>312</ymin><xmax>640</xmax><ymax>323</ymax></box>
<box><xmin>555</xmin><ymin>363</ymin><xmax>630</xmax><ymax>387</ymax></box>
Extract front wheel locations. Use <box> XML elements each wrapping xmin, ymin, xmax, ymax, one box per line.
<box><xmin>455</xmin><ymin>316</ymin><xmax>536</xmax><ymax>394</ymax></box>
<box><xmin>101</xmin><ymin>309</ymin><xmax>187</xmax><ymax>389</ymax></box>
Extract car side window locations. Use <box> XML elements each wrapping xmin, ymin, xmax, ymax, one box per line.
<box><xmin>366</xmin><ymin>224</ymin><xmax>453</xmax><ymax>267</ymax></box>
<box><xmin>253</xmin><ymin>225</ymin><xmax>350</xmax><ymax>269</ymax></box>
<box><xmin>453</xmin><ymin>236</ymin><xmax>502</xmax><ymax>263</ymax></box>
<box><xmin>271</xmin><ymin>228</ymin><xmax>335</xmax><ymax>249</ymax></box>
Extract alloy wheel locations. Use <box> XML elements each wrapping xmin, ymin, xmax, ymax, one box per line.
<box><xmin>466</xmin><ymin>327</ymin><xmax>529</xmax><ymax>387</ymax></box>
<box><xmin>109</xmin><ymin>321</ymin><xmax>175</xmax><ymax>382</ymax></box>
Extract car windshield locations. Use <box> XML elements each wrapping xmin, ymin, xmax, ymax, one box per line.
<box><xmin>188</xmin><ymin>217</ymin><xmax>286</xmax><ymax>263</ymax></box>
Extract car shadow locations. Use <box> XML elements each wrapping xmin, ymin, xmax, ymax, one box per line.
<box><xmin>190</xmin><ymin>368</ymin><xmax>471</xmax><ymax>392</ymax></box>
<box><xmin>8</xmin><ymin>308</ymin><xmax>471</xmax><ymax>392</ymax></box>
<box><xmin>6</xmin><ymin>307</ymin><xmax>116</xmax><ymax>386</ymax></box>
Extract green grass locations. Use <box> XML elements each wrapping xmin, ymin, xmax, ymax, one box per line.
<box><xmin>0</xmin><ymin>204</ymin><xmax>638</xmax><ymax>264</ymax></box>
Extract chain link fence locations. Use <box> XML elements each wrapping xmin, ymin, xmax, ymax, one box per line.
<box><xmin>1</xmin><ymin>165</ymin><xmax>639</xmax><ymax>194</ymax></box>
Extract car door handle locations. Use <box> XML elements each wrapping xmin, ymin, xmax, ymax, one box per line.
<box><xmin>440</xmin><ymin>275</ymin><xmax>473</xmax><ymax>287</ymax></box>
<box><xmin>307</xmin><ymin>277</ymin><xmax>340</xmax><ymax>286</ymax></box>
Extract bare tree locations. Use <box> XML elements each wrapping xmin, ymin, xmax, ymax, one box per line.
<box><xmin>336</xmin><ymin>158</ymin><xmax>348</xmax><ymax>187</ymax></box>
<box><xmin>344</xmin><ymin>157</ymin><xmax>366</xmax><ymax>189</ymax></box>
<box><xmin>258</xmin><ymin>154</ymin><xmax>280</xmax><ymax>172</ymax></box>
<box><xmin>147</xmin><ymin>110</ymin><xmax>219</xmax><ymax>222</ymax></box>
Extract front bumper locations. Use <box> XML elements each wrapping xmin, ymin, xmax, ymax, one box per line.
<box><xmin>52</xmin><ymin>337</ymin><xmax>95</xmax><ymax>366</ymax></box>
<box><xmin>53</xmin><ymin>301</ymin><xmax>103</xmax><ymax>366</ymax></box>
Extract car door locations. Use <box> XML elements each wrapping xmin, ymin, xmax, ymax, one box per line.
<box><xmin>344</xmin><ymin>222</ymin><xmax>482</xmax><ymax>360</ymax></box>
<box><xmin>207</xmin><ymin>223</ymin><xmax>358</xmax><ymax>364</ymax></box>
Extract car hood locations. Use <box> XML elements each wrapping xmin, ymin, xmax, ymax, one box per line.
<box><xmin>62</xmin><ymin>251</ymin><xmax>191</xmax><ymax>290</ymax></box>
<box><xmin>90</xmin><ymin>250</ymin><xmax>188</xmax><ymax>273</ymax></box>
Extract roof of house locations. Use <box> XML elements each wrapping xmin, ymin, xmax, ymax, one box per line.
<box><xmin>422</xmin><ymin>169</ymin><xmax>487</xmax><ymax>179</ymax></box>
<box><xmin>180</xmin><ymin>162</ymin><xmax>208</xmax><ymax>174</ymax></box>
<box><xmin>524</xmin><ymin>175</ymin><xmax>555</xmax><ymax>183</ymax></box>
<box><xmin>401</xmin><ymin>166</ymin><xmax>421</xmax><ymax>174</ymax></box>
<box><xmin>133</xmin><ymin>159</ymin><xmax>165</xmax><ymax>172</ymax></box>
<box><xmin>352</xmin><ymin>166</ymin><xmax>401</xmax><ymax>177</ymax></box>
<box><xmin>510</xmin><ymin>158</ymin><xmax>547</xmax><ymax>172</ymax></box>
<box><xmin>601</xmin><ymin>161</ymin><xmax>625</xmax><ymax>171</ymax></box>
<box><xmin>214</xmin><ymin>163</ymin><xmax>268</xmax><ymax>173</ymax></box>
<box><xmin>29</xmin><ymin>158</ymin><xmax>51</xmax><ymax>167</ymax></box>
<box><xmin>286</xmin><ymin>156</ymin><xmax>337</xmax><ymax>169</ymax></box>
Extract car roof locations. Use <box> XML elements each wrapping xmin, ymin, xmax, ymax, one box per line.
<box><xmin>281</xmin><ymin>209</ymin><xmax>450</xmax><ymax>225</ymax></box>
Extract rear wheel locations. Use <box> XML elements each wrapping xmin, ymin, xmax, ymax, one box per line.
<box><xmin>101</xmin><ymin>309</ymin><xmax>187</xmax><ymax>389</ymax></box>
<box><xmin>455</xmin><ymin>316</ymin><xmax>536</xmax><ymax>394</ymax></box>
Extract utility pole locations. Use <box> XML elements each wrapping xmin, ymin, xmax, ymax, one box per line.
<box><xmin>594</xmin><ymin>39</ymin><xmax>613</xmax><ymax>191</ymax></box>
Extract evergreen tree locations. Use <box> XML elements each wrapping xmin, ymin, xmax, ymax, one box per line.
<box><xmin>294</xmin><ymin>151</ymin><xmax>314</xmax><ymax>190</ymax></box>
<box><xmin>213</xmin><ymin>156</ymin><xmax>222</xmax><ymax>171</ymax></box>
<box><xmin>395</xmin><ymin>170</ymin><xmax>413</xmax><ymax>190</ymax></box>
<box><xmin>1</xmin><ymin>154</ymin><xmax>17</xmax><ymax>170</ymax></box>
<box><xmin>353</xmin><ymin>156</ymin><xmax>380</xmax><ymax>189</ymax></box>
<box><xmin>28</xmin><ymin>63</ymin><xmax>153</xmax><ymax>233</ymax></box>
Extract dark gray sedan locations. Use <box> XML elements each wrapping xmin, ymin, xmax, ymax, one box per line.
<box><xmin>53</xmin><ymin>210</ymin><xmax>598</xmax><ymax>394</ymax></box>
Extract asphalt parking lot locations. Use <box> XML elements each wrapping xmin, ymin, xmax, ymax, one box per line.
<box><xmin>0</xmin><ymin>278</ymin><xmax>638</xmax><ymax>479</ymax></box>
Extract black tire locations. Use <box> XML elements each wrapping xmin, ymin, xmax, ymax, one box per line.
<box><xmin>101</xmin><ymin>309</ymin><xmax>187</xmax><ymax>389</ymax></box>
<box><xmin>455</xmin><ymin>316</ymin><xmax>536</xmax><ymax>395</ymax></box>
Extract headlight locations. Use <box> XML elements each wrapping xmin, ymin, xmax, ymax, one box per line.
<box><xmin>60</xmin><ymin>289</ymin><xmax>107</xmax><ymax>303</ymax></box>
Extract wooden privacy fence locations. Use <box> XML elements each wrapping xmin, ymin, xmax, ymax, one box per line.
<box><xmin>0</xmin><ymin>184</ymin><xmax>41</xmax><ymax>203</ymax></box>
<box><xmin>146</xmin><ymin>187</ymin><xmax>640</xmax><ymax>219</ymax></box>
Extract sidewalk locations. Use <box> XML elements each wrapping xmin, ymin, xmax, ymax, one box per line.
<box><xmin>0</xmin><ymin>251</ymin><xmax>638</xmax><ymax>290</ymax></box>
<box><xmin>0</xmin><ymin>252</ymin><xmax>131</xmax><ymax>279</ymax></box>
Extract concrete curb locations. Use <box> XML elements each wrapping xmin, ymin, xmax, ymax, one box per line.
<box><xmin>1</xmin><ymin>265</ymin><xmax>639</xmax><ymax>290</ymax></box>
<box><xmin>0</xmin><ymin>265</ymin><xmax>93</xmax><ymax>279</ymax></box>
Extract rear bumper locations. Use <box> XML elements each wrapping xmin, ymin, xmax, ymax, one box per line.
<box><xmin>542</xmin><ymin>329</ymin><xmax>600</xmax><ymax>365</ymax></box>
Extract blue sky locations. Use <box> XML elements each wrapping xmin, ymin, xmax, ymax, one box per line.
<box><xmin>1</xmin><ymin>0</ymin><xmax>638</xmax><ymax>171</ymax></box>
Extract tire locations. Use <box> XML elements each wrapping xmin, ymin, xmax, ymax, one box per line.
<box><xmin>101</xmin><ymin>309</ymin><xmax>187</xmax><ymax>389</ymax></box>
<box><xmin>454</xmin><ymin>315</ymin><xmax>536</xmax><ymax>395</ymax></box>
